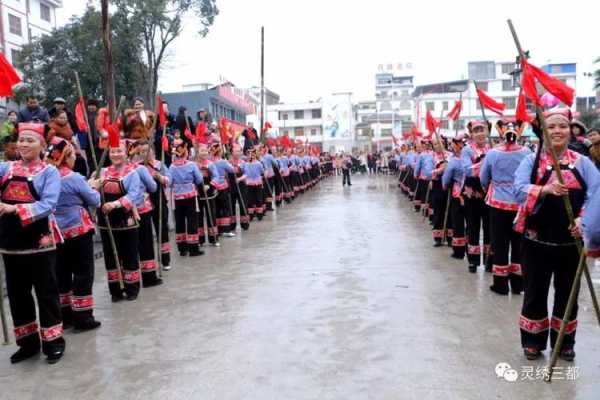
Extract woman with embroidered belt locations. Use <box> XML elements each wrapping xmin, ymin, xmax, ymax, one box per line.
<box><xmin>49</xmin><ymin>137</ymin><xmax>101</xmax><ymax>332</ymax></box>
<box><xmin>196</xmin><ymin>143</ymin><xmax>220</xmax><ymax>246</ymax></box>
<box><xmin>243</xmin><ymin>147</ymin><xmax>265</xmax><ymax>221</ymax></box>
<box><xmin>128</xmin><ymin>141</ymin><xmax>162</xmax><ymax>287</ymax></box>
<box><xmin>228</xmin><ymin>144</ymin><xmax>250</xmax><ymax>232</ymax></box>
<box><xmin>169</xmin><ymin>140</ymin><xmax>204</xmax><ymax>256</ymax></box>
<box><xmin>442</xmin><ymin>134</ymin><xmax>467</xmax><ymax>260</ymax></box>
<box><xmin>275</xmin><ymin>147</ymin><xmax>294</xmax><ymax>203</ymax></box>
<box><xmin>429</xmin><ymin>138</ymin><xmax>451</xmax><ymax>246</ymax></box>
<box><xmin>92</xmin><ymin>137</ymin><xmax>143</xmax><ymax>302</ymax></box>
<box><xmin>583</xmin><ymin>186</ymin><xmax>600</xmax><ymax>258</ymax></box>
<box><xmin>480</xmin><ymin>120</ymin><xmax>531</xmax><ymax>295</ymax></box>
<box><xmin>0</xmin><ymin>123</ymin><xmax>65</xmax><ymax>364</ymax></box>
<box><xmin>514</xmin><ymin>109</ymin><xmax>600</xmax><ymax>361</ymax></box>
<box><xmin>461</xmin><ymin>120</ymin><xmax>492</xmax><ymax>272</ymax></box>
<box><xmin>209</xmin><ymin>143</ymin><xmax>236</xmax><ymax>237</ymax></box>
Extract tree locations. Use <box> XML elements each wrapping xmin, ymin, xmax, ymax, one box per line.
<box><xmin>16</xmin><ymin>5</ymin><xmax>146</xmax><ymax>108</ymax></box>
<box><xmin>579</xmin><ymin>110</ymin><xmax>599</xmax><ymax>130</ymax></box>
<box><xmin>113</xmin><ymin>0</ymin><xmax>219</xmax><ymax>107</ymax></box>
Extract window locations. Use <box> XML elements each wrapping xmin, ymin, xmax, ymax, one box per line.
<box><xmin>8</xmin><ymin>14</ymin><xmax>22</xmax><ymax>36</ymax></box>
<box><xmin>551</xmin><ymin>65</ymin><xmax>562</xmax><ymax>74</ymax></box>
<box><xmin>468</xmin><ymin>61</ymin><xmax>496</xmax><ymax>80</ymax></box>
<box><xmin>502</xmin><ymin>97</ymin><xmax>516</xmax><ymax>109</ymax></box>
<box><xmin>283</xmin><ymin>130</ymin><xmax>290</xmax><ymax>136</ymax></box>
<box><xmin>425</xmin><ymin>102</ymin><xmax>435</xmax><ymax>111</ymax></box>
<box><xmin>441</xmin><ymin>120</ymin><xmax>449</xmax><ymax>129</ymax></box>
<box><xmin>40</xmin><ymin>3</ymin><xmax>51</xmax><ymax>22</ymax></box>
<box><xmin>310</xmin><ymin>129</ymin><xmax>317</xmax><ymax>136</ymax></box>
<box><xmin>311</xmin><ymin>109</ymin><xmax>321</xmax><ymax>119</ymax></box>
<box><xmin>401</xmin><ymin>90</ymin><xmax>409</xmax><ymax>97</ymax></box>
<box><xmin>476</xmin><ymin>81</ymin><xmax>488</xmax><ymax>91</ymax></box>
<box><xmin>502</xmin><ymin>80</ymin><xmax>513</xmax><ymax>91</ymax></box>
<box><xmin>294</xmin><ymin>127</ymin><xmax>304</xmax><ymax>136</ymax></box>
<box><xmin>501</xmin><ymin>63</ymin><xmax>515</xmax><ymax>75</ymax></box>
<box><xmin>454</xmin><ymin>119</ymin><xmax>465</xmax><ymax>130</ymax></box>
<box><xmin>294</xmin><ymin>110</ymin><xmax>304</xmax><ymax>119</ymax></box>
<box><xmin>279</xmin><ymin>112</ymin><xmax>288</xmax><ymax>120</ymax></box>
<box><xmin>381</xmin><ymin>129</ymin><xmax>392</xmax><ymax>137</ymax></box>
<box><xmin>10</xmin><ymin>49</ymin><xmax>21</xmax><ymax>64</ymax></box>
<box><xmin>442</xmin><ymin>101</ymin><xmax>448</xmax><ymax>111</ymax></box>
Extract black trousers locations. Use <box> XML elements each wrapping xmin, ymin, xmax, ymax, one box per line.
<box><xmin>282</xmin><ymin>175</ymin><xmax>294</xmax><ymax>201</ymax></box>
<box><xmin>198</xmin><ymin>196</ymin><xmax>218</xmax><ymax>244</ymax></box>
<box><xmin>215</xmin><ymin>189</ymin><xmax>233</xmax><ymax>234</ymax></box>
<box><xmin>342</xmin><ymin>169</ymin><xmax>351</xmax><ymax>185</ymax></box>
<box><xmin>520</xmin><ymin>239</ymin><xmax>579</xmax><ymax>351</ymax></box>
<box><xmin>230</xmin><ymin>182</ymin><xmax>250</xmax><ymax>231</ymax></box>
<box><xmin>100</xmin><ymin>228</ymin><xmax>140</xmax><ymax>297</ymax></box>
<box><xmin>431</xmin><ymin>183</ymin><xmax>448</xmax><ymax>243</ymax></box>
<box><xmin>464</xmin><ymin>196</ymin><xmax>490</xmax><ymax>266</ymax></box>
<box><xmin>57</xmin><ymin>232</ymin><xmax>95</xmax><ymax>325</ymax></box>
<box><xmin>3</xmin><ymin>251</ymin><xmax>65</xmax><ymax>354</ymax></box>
<box><xmin>151</xmin><ymin>194</ymin><xmax>171</xmax><ymax>267</ymax></box>
<box><xmin>246</xmin><ymin>185</ymin><xmax>264</xmax><ymax>220</ymax></box>
<box><xmin>414</xmin><ymin>179</ymin><xmax>428</xmax><ymax>211</ymax></box>
<box><xmin>274</xmin><ymin>175</ymin><xmax>283</xmax><ymax>205</ymax></box>
<box><xmin>138</xmin><ymin>213</ymin><xmax>160</xmax><ymax>286</ymax></box>
<box><xmin>266</xmin><ymin>176</ymin><xmax>276</xmax><ymax>208</ymax></box>
<box><xmin>174</xmin><ymin>197</ymin><xmax>199</xmax><ymax>253</ymax></box>
<box><xmin>450</xmin><ymin>197</ymin><xmax>466</xmax><ymax>258</ymax></box>
<box><xmin>489</xmin><ymin>208</ymin><xmax>523</xmax><ymax>292</ymax></box>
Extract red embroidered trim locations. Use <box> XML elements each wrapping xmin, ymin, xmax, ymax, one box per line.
<box><xmin>452</xmin><ymin>237</ymin><xmax>467</xmax><ymax>247</ymax></box>
<box><xmin>519</xmin><ymin>315</ymin><xmax>549</xmax><ymax>334</ymax></box>
<box><xmin>175</xmin><ymin>233</ymin><xmax>186</xmax><ymax>242</ymax></box>
<box><xmin>15</xmin><ymin>203</ymin><xmax>34</xmax><ymax>226</ymax></box>
<box><xmin>71</xmin><ymin>295</ymin><xmax>94</xmax><ymax>311</ymax></box>
<box><xmin>509</xmin><ymin>263</ymin><xmax>522</xmax><ymax>275</ymax></box>
<box><xmin>493</xmin><ymin>264</ymin><xmax>510</xmax><ymax>277</ymax></box>
<box><xmin>140</xmin><ymin>260</ymin><xmax>157</xmax><ymax>271</ymax></box>
<box><xmin>107</xmin><ymin>270</ymin><xmax>120</xmax><ymax>282</ymax></box>
<box><xmin>40</xmin><ymin>324</ymin><xmax>63</xmax><ymax>341</ymax></box>
<box><xmin>468</xmin><ymin>245</ymin><xmax>481</xmax><ymax>255</ymax></box>
<box><xmin>161</xmin><ymin>243</ymin><xmax>171</xmax><ymax>253</ymax></box>
<box><xmin>14</xmin><ymin>321</ymin><xmax>38</xmax><ymax>339</ymax></box>
<box><xmin>174</xmin><ymin>190</ymin><xmax>197</xmax><ymax>200</ymax></box>
<box><xmin>62</xmin><ymin>209</ymin><xmax>95</xmax><ymax>239</ymax></box>
<box><xmin>59</xmin><ymin>291</ymin><xmax>73</xmax><ymax>307</ymax></box>
<box><xmin>550</xmin><ymin>316</ymin><xmax>577</xmax><ymax>334</ymax></box>
<box><xmin>186</xmin><ymin>233</ymin><xmax>199</xmax><ymax>243</ymax></box>
<box><xmin>432</xmin><ymin>229</ymin><xmax>443</xmax><ymax>238</ymax></box>
<box><xmin>123</xmin><ymin>270</ymin><xmax>140</xmax><ymax>283</ymax></box>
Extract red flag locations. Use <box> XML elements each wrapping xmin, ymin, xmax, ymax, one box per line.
<box><xmin>281</xmin><ymin>135</ymin><xmax>291</xmax><ymax>149</ymax></box>
<box><xmin>516</xmin><ymin>89</ymin><xmax>533</xmax><ymax>123</ymax></box>
<box><xmin>521</xmin><ymin>59</ymin><xmax>574</xmax><ymax>107</ymax></box>
<box><xmin>391</xmin><ymin>135</ymin><xmax>399</xmax><ymax>146</ymax></box>
<box><xmin>476</xmin><ymin>88</ymin><xmax>506</xmax><ymax>116</ymax></box>
<box><xmin>262</xmin><ymin>121</ymin><xmax>272</xmax><ymax>133</ymax></box>
<box><xmin>426</xmin><ymin>110</ymin><xmax>441</xmax><ymax>134</ymax></box>
<box><xmin>446</xmin><ymin>100</ymin><xmax>462</xmax><ymax>121</ymax></box>
<box><xmin>75</xmin><ymin>97</ymin><xmax>88</xmax><ymax>132</ymax></box>
<box><xmin>195</xmin><ymin>121</ymin><xmax>207</xmax><ymax>141</ymax></box>
<box><xmin>184</xmin><ymin>128</ymin><xmax>194</xmax><ymax>141</ymax></box>
<box><xmin>0</xmin><ymin>53</ymin><xmax>22</xmax><ymax>97</ymax></box>
<box><xmin>161</xmin><ymin>134</ymin><xmax>169</xmax><ymax>151</ymax></box>
<box><xmin>108</xmin><ymin>123</ymin><xmax>120</xmax><ymax>148</ymax></box>
<box><xmin>156</xmin><ymin>96</ymin><xmax>166</xmax><ymax>127</ymax></box>
<box><xmin>219</xmin><ymin>117</ymin><xmax>231</xmax><ymax>145</ymax></box>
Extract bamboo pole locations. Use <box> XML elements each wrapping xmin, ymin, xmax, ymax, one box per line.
<box><xmin>443</xmin><ymin>93</ymin><xmax>464</xmax><ymax>242</ymax></box>
<box><xmin>507</xmin><ymin>19</ymin><xmax>600</xmax><ymax>382</ymax></box>
<box><xmin>0</xmin><ymin>266</ymin><xmax>9</xmax><ymax>344</ymax></box>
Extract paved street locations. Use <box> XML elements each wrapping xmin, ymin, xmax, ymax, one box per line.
<box><xmin>0</xmin><ymin>174</ymin><xmax>599</xmax><ymax>400</ymax></box>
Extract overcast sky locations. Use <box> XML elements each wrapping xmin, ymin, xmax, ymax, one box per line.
<box><xmin>57</xmin><ymin>0</ymin><xmax>599</xmax><ymax>103</ymax></box>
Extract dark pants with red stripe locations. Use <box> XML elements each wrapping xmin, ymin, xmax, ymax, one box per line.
<box><xmin>175</xmin><ymin>197</ymin><xmax>199</xmax><ymax>253</ymax></box>
<box><xmin>138</xmin><ymin>212</ymin><xmax>161</xmax><ymax>286</ymax></box>
<box><xmin>151</xmin><ymin>193</ymin><xmax>171</xmax><ymax>267</ymax></box>
<box><xmin>431</xmin><ymin>181</ymin><xmax>447</xmax><ymax>244</ymax></box>
<box><xmin>198</xmin><ymin>196</ymin><xmax>218</xmax><ymax>245</ymax></box>
<box><xmin>450</xmin><ymin>197</ymin><xmax>466</xmax><ymax>259</ymax></box>
<box><xmin>520</xmin><ymin>239</ymin><xmax>579</xmax><ymax>351</ymax></box>
<box><xmin>489</xmin><ymin>208</ymin><xmax>523</xmax><ymax>293</ymax></box>
<box><xmin>215</xmin><ymin>189</ymin><xmax>233</xmax><ymax>234</ymax></box>
<box><xmin>247</xmin><ymin>185</ymin><xmax>264</xmax><ymax>221</ymax></box>
<box><xmin>3</xmin><ymin>251</ymin><xmax>65</xmax><ymax>355</ymax></box>
<box><xmin>465</xmin><ymin>196</ymin><xmax>490</xmax><ymax>266</ymax></box>
<box><xmin>230</xmin><ymin>182</ymin><xmax>250</xmax><ymax>231</ymax></box>
<box><xmin>100</xmin><ymin>228</ymin><xmax>140</xmax><ymax>297</ymax></box>
<box><xmin>57</xmin><ymin>232</ymin><xmax>96</xmax><ymax>326</ymax></box>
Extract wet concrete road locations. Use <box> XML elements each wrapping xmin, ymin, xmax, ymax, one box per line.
<box><xmin>0</xmin><ymin>174</ymin><xmax>599</xmax><ymax>400</ymax></box>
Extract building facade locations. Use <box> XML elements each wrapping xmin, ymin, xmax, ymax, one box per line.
<box><xmin>266</xmin><ymin>101</ymin><xmax>324</xmax><ymax>147</ymax></box>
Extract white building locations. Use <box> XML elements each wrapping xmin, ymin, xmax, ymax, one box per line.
<box><xmin>0</xmin><ymin>0</ymin><xmax>62</xmax><ymax>116</ymax></box>
<box><xmin>413</xmin><ymin>60</ymin><xmax>579</xmax><ymax>138</ymax></box>
<box><xmin>266</xmin><ymin>101</ymin><xmax>324</xmax><ymax>146</ymax></box>
<box><xmin>0</xmin><ymin>0</ymin><xmax>62</xmax><ymax>64</ymax></box>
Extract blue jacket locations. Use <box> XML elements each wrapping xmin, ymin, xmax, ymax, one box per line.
<box><xmin>583</xmin><ymin>187</ymin><xmax>600</xmax><ymax>257</ymax></box>
<box><xmin>55</xmin><ymin>167</ymin><xmax>101</xmax><ymax>239</ymax></box>
<box><xmin>442</xmin><ymin>154</ymin><xmax>465</xmax><ymax>198</ymax></box>
<box><xmin>168</xmin><ymin>159</ymin><xmax>203</xmax><ymax>200</ymax></box>
<box><xmin>241</xmin><ymin>161</ymin><xmax>265</xmax><ymax>186</ymax></box>
<box><xmin>480</xmin><ymin>143</ymin><xmax>531</xmax><ymax>211</ymax></box>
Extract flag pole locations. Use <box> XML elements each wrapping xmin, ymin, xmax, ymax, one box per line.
<box><xmin>472</xmin><ymin>80</ymin><xmax>495</xmax><ymax>148</ymax></box>
<box><xmin>259</xmin><ymin>26</ymin><xmax>265</xmax><ymax>143</ymax></box>
<box><xmin>442</xmin><ymin>92</ymin><xmax>463</xmax><ymax>242</ymax></box>
<box><xmin>507</xmin><ymin>19</ymin><xmax>600</xmax><ymax>382</ymax></box>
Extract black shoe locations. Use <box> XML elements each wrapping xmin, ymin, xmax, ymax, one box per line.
<box><xmin>10</xmin><ymin>346</ymin><xmax>40</xmax><ymax>364</ymax></box>
<box><xmin>126</xmin><ymin>293</ymin><xmax>138</xmax><ymax>301</ymax></box>
<box><xmin>490</xmin><ymin>285</ymin><xmax>509</xmax><ymax>295</ymax></box>
<box><xmin>559</xmin><ymin>348</ymin><xmax>576</xmax><ymax>362</ymax></box>
<box><xmin>189</xmin><ymin>248</ymin><xmax>204</xmax><ymax>257</ymax></box>
<box><xmin>348</xmin><ymin>183</ymin><xmax>352</xmax><ymax>186</ymax></box>
<box><xmin>74</xmin><ymin>319</ymin><xmax>101</xmax><ymax>332</ymax></box>
<box><xmin>451</xmin><ymin>253</ymin><xmax>464</xmax><ymax>260</ymax></box>
<box><xmin>111</xmin><ymin>293</ymin><xmax>125</xmax><ymax>303</ymax></box>
<box><xmin>179</xmin><ymin>251</ymin><xmax>188</xmax><ymax>257</ymax></box>
<box><xmin>144</xmin><ymin>278</ymin><xmax>164</xmax><ymax>288</ymax></box>
<box><xmin>468</xmin><ymin>265</ymin><xmax>477</xmax><ymax>273</ymax></box>
<box><xmin>46</xmin><ymin>342</ymin><xmax>65</xmax><ymax>365</ymax></box>
<box><xmin>433</xmin><ymin>241</ymin><xmax>443</xmax><ymax>248</ymax></box>
<box><xmin>524</xmin><ymin>347</ymin><xmax>541</xmax><ymax>361</ymax></box>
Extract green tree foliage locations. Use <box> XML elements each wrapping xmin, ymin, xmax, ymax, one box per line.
<box><xmin>114</xmin><ymin>0</ymin><xmax>219</xmax><ymax>106</ymax></box>
<box><xmin>16</xmin><ymin>5</ymin><xmax>147</xmax><ymax>108</ymax></box>
<box><xmin>594</xmin><ymin>56</ymin><xmax>600</xmax><ymax>90</ymax></box>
